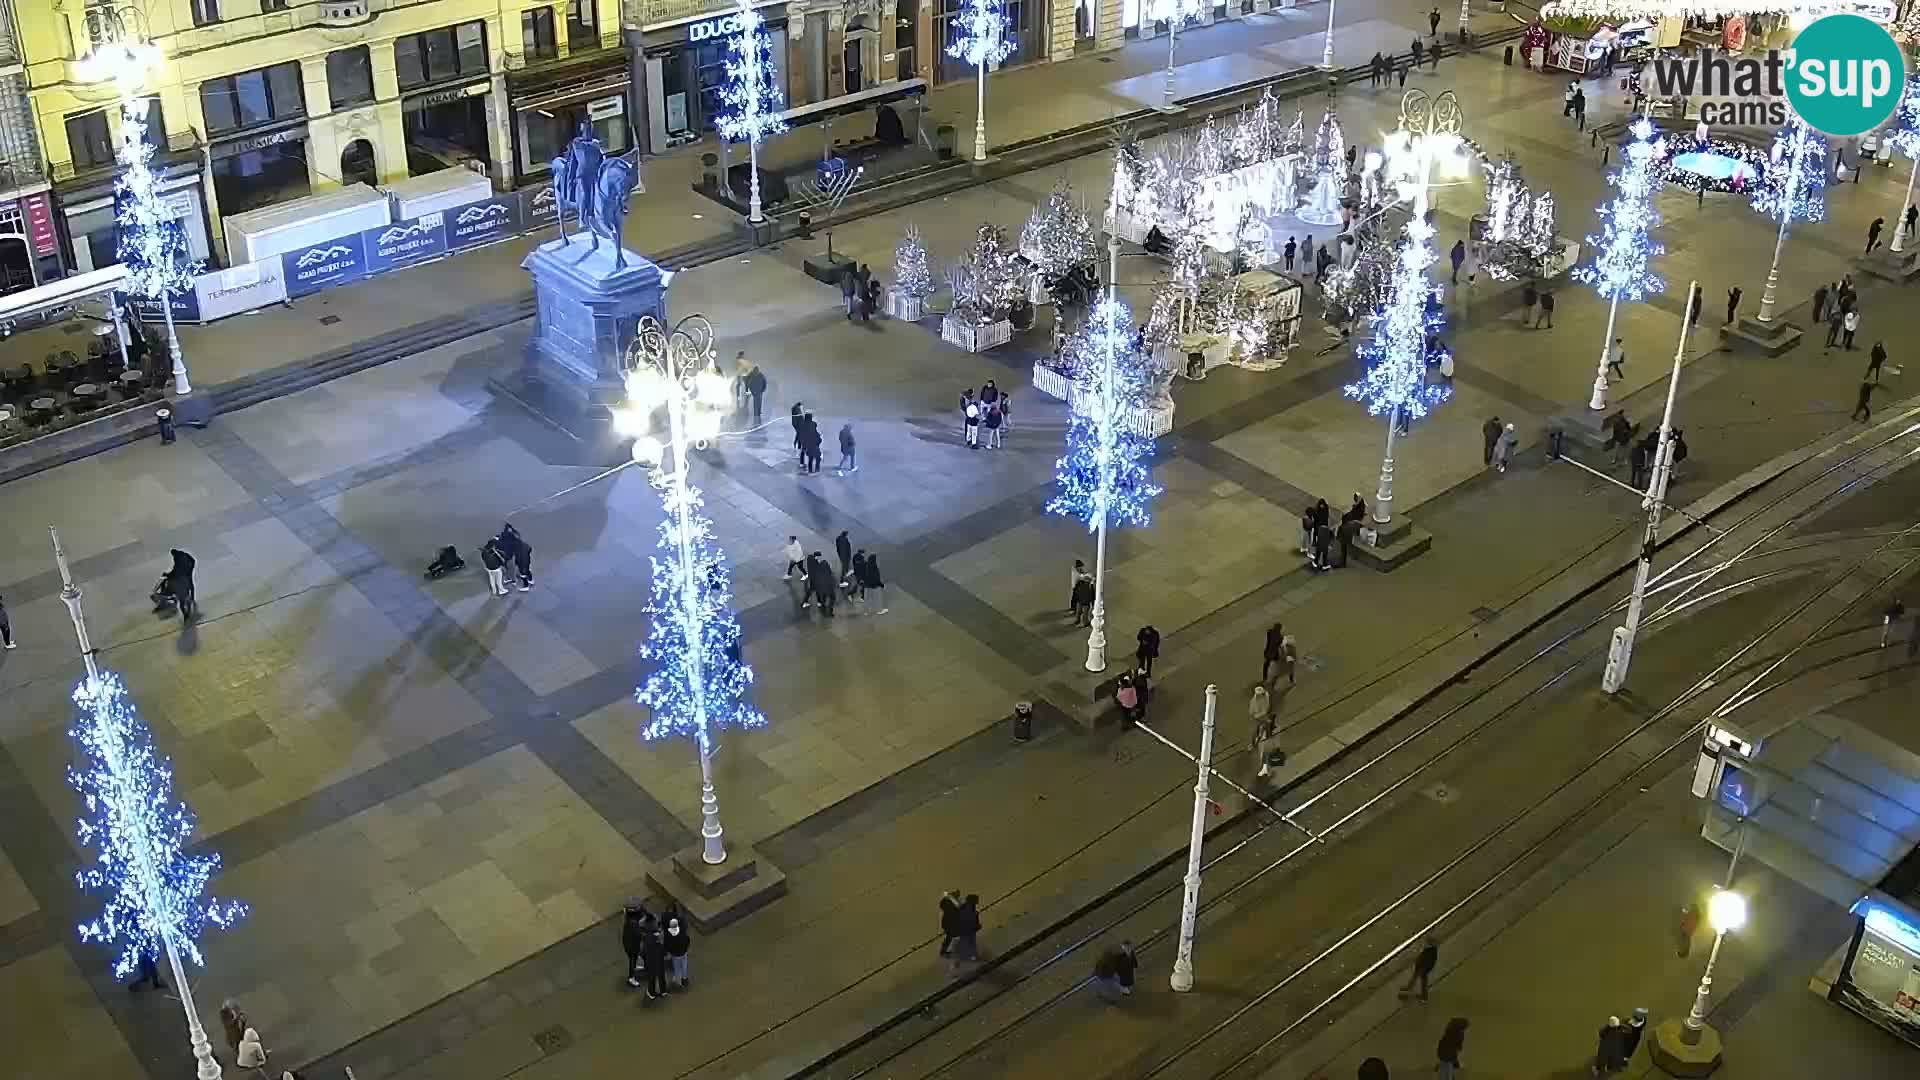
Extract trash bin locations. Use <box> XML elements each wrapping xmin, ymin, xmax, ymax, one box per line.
<box><xmin>797</xmin><ymin>211</ymin><xmax>813</xmax><ymax>239</ymax></box>
<box><xmin>935</xmin><ymin>124</ymin><xmax>957</xmax><ymax>160</ymax></box>
<box><xmin>1504</xmin><ymin>45</ymin><xmax>1513</xmax><ymax>66</ymax></box>
<box><xmin>1013</xmin><ymin>701</ymin><xmax>1034</xmax><ymax>742</ymax></box>
<box><xmin>155</xmin><ymin>407</ymin><xmax>175</xmax><ymax>445</ymax></box>
<box><xmin>701</xmin><ymin>152</ymin><xmax>720</xmax><ymax>190</ymax></box>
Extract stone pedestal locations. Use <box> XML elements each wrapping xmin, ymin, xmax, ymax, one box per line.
<box><xmin>1353</xmin><ymin>515</ymin><xmax>1433</xmax><ymax>571</ymax></box>
<box><xmin>498</xmin><ymin>234</ymin><xmax>666</xmax><ymax>418</ymax></box>
<box><xmin>1721</xmin><ymin>314</ymin><xmax>1802</xmax><ymax>356</ymax></box>
<box><xmin>1550</xmin><ymin>405</ymin><xmax>1618</xmax><ymax>451</ymax></box>
<box><xmin>646</xmin><ymin>843</ymin><xmax>787</xmax><ymax>933</ymax></box>
<box><xmin>1856</xmin><ymin>247</ymin><xmax>1920</xmax><ymax>283</ymax></box>
<box><xmin>1649</xmin><ymin>1017</ymin><xmax>1725</xmax><ymax>1076</ymax></box>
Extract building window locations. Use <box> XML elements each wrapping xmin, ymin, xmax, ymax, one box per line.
<box><xmin>523</xmin><ymin>7</ymin><xmax>558</xmax><ymax>61</ymax></box>
<box><xmin>395</xmin><ymin>20</ymin><xmax>490</xmax><ymax>91</ymax></box>
<box><xmin>200</xmin><ymin>62</ymin><xmax>307</xmax><ymax>135</ymax></box>
<box><xmin>66</xmin><ymin>110</ymin><xmax>114</xmax><ymax>170</ymax></box>
<box><xmin>327</xmin><ymin>47</ymin><xmax>376</xmax><ymax>109</ymax></box>
<box><xmin>191</xmin><ymin>0</ymin><xmax>222</xmax><ymax>26</ymax></box>
<box><xmin>567</xmin><ymin>0</ymin><xmax>598</xmax><ymax>45</ymax></box>
<box><xmin>262</xmin><ymin>0</ymin><xmax>289</xmax><ymax>10</ymax></box>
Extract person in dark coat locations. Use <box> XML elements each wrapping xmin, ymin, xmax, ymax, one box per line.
<box><xmin>1482</xmin><ymin>415</ymin><xmax>1503</xmax><ymax>465</ymax></box>
<box><xmin>799</xmin><ymin>413</ymin><xmax>823</xmax><ymax>473</ymax></box>
<box><xmin>479</xmin><ymin>538</ymin><xmax>509</xmax><ymax>597</ymax></box>
<box><xmin>837</xmin><ymin>422</ymin><xmax>858</xmax><ymax>473</ymax></box>
<box><xmin>1629</xmin><ymin>439</ymin><xmax>1652</xmax><ymax>492</ymax></box>
<box><xmin>860</xmin><ymin>553</ymin><xmax>888</xmax><ymax>614</ymax></box>
<box><xmin>1436</xmin><ymin>1017</ymin><xmax>1469</xmax><ymax>1080</ymax></box>
<box><xmin>1358</xmin><ymin>1058</ymin><xmax>1389</xmax><ymax>1080</ymax></box>
<box><xmin>791</xmin><ymin>401</ymin><xmax>807</xmax><ymax>457</ymax></box>
<box><xmin>640</xmin><ymin>914</ymin><xmax>669</xmax><ymax>1000</ymax></box>
<box><xmin>1311</xmin><ymin>521</ymin><xmax>1334</xmax><ymax>571</ymax></box>
<box><xmin>1092</xmin><ymin>940</ymin><xmax>1137</xmax><ymax>1002</ymax></box>
<box><xmin>1868</xmin><ymin>341</ymin><xmax>1888</xmax><ymax>382</ymax></box>
<box><xmin>948</xmin><ymin>894</ymin><xmax>982</xmax><ymax>971</ymax></box>
<box><xmin>1594</xmin><ymin>1015</ymin><xmax>1628</xmax><ymax>1074</ymax></box>
<box><xmin>167</xmin><ymin>548</ymin><xmax>198</xmax><ymax>618</ymax></box>
<box><xmin>840</xmin><ymin>266</ymin><xmax>859</xmax><ymax>318</ymax></box>
<box><xmin>1400</xmin><ymin>938</ymin><xmax>1438</xmax><ymax>1000</ymax></box>
<box><xmin>1336</xmin><ymin>515</ymin><xmax>1361</xmax><ymax>568</ymax></box>
<box><xmin>498</xmin><ymin>524</ymin><xmax>533</xmax><ymax>591</ymax></box>
<box><xmin>1725</xmin><ymin>285</ymin><xmax>1742</xmax><ymax>326</ymax></box>
<box><xmin>1071</xmin><ymin>574</ymin><xmax>1095</xmax><ymax>627</ymax></box>
<box><xmin>938</xmin><ymin>889</ymin><xmax>962</xmax><ymax>956</ymax></box>
<box><xmin>1449</xmin><ymin>240</ymin><xmax>1466</xmax><ymax>284</ymax></box>
<box><xmin>807</xmin><ymin>554</ymin><xmax>837</xmax><ymax>616</ymax></box>
<box><xmin>1344</xmin><ymin>493</ymin><xmax>1367</xmax><ymax>523</ymax></box>
<box><xmin>0</xmin><ymin>593</ymin><xmax>15</xmax><ymax>650</ymax></box>
<box><xmin>1853</xmin><ymin>380</ymin><xmax>1880</xmax><ymax>422</ymax></box>
<box><xmin>1262</xmin><ymin>622</ymin><xmax>1285</xmax><ymax>684</ymax></box>
<box><xmin>1619</xmin><ymin>1008</ymin><xmax>1648</xmax><ymax>1064</ymax></box>
<box><xmin>742</xmin><ymin>362</ymin><xmax>767</xmax><ymax>422</ymax></box>
<box><xmin>1135</xmin><ymin>625</ymin><xmax>1161</xmax><ymax>676</ymax></box>
<box><xmin>835</xmin><ymin>530</ymin><xmax>853</xmax><ymax>579</ymax></box>
<box><xmin>128</xmin><ymin>946</ymin><xmax>165</xmax><ymax>991</ymax></box>
<box><xmin>621</xmin><ymin>901</ymin><xmax>651</xmax><ymax>988</ymax></box>
<box><xmin>1812</xmin><ymin>283</ymin><xmax>1830</xmax><ymax>324</ymax></box>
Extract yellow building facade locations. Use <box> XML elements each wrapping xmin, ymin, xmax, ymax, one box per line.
<box><xmin>22</xmin><ymin>0</ymin><xmax>624</xmax><ymax>270</ymax></box>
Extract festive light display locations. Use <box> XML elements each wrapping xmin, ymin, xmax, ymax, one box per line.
<box><xmin>949</xmin><ymin>0</ymin><xmax>1015</xmax><ymax>67</ymax></box>
<box><xmin>69</xmin><ymin>672</ymin><xmax>246</xmax><ymax>979</ymax></box>
<box><xmin>1481</xmin><ymin>157</ymin><xmax>1563</xmax><ymax>282</ymax></box>
<box><xmin>1889</xmin><ymin>76</ymin><xmax>1920</xmax><ymax>159</ymax></box>
<box><xmin>634</xmin><ymin>481</ymin><xmax>765</xmax><ymax>750</ymax></box>
<box><xmin>1021</xmin><ymin>180</ymin><xmax>1098</xmax><ymax>287</ymax></box>
<box><xmin>1323</xmin><ymin>228</ymin><xmax>1397</xmax><ymax>325</ymax></box>
<box><xmin>1662</xmin><ymin>137</ymin><xmax>1769</xmax><ymax>194</ymax></box>
<box><xmin>1344</xmin><ymin>212</ymin><xmax>1450</xmax><ymax>425</ymax></box>
<box><xmin>1542</xmin><ymin>0</ymin><xmax>1838</xmax><ymax>17</ymax></box>
<box><xmin>1751</xmin><ymin>119</ymin><xmax>1827</xmax><ymax>225</ymax></box>
<box><xmin>949</xmin><ymin>223</ymin><xmax>1024</xmax><ymax>325</ymax></box>
<box><xmin>894</xmin><ymin>223</ymin><xmax>935</xmax><ymax>299</ymax></box>
<box><xmin>715</xmin><ymin>0</ymin><xmax>788</xmax><ymax>220</ymax></box>
<box><xmin>1575</xmin><ymin>119</ymin><xmax>1666</xmax><ymax>307</ymax></box>
<box><xmin>1311</xmin><ymin>111</ymin><xmax>1347</xmax><ymax>179</ymax></box>
<box><xmin>116</xmin><ymin>103</ymin><xmax>201</xmax><ymax>322</ymax></box>
<box><xmin>1050</xmin><ymin>299</ymin><xmax>1163</xmax><ymax>531</ymax></box>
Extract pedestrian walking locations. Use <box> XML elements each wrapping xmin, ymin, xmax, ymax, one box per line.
<box><xmin>1812</xmin><ymin>283</ymin><xmax>1830</xmax><ymax>324</ymax></box>
<box><xmin>742</xmin><ymin>359</ymin><xmax>767</xmax><ymax>422</ymax></box>
<box><xmin>1482</xmin><ymin>415</ymin><xmax>1503</xmax><ymax>465</ymax></box>
<box><xmin>1262</xmin><ymin>622</ymin><xmax>1285</xmax><ymax>684</ymax></box>
<box><xmin>1411</xmin><ymin>38</ymin><xmax>1424</xmax><ymax>68</ymax></box>
<box><xmin>791</xmin><ymin>401</ymin><xmax>807</xmax><ymax>457</ymax></box>
<box><xmin>1069</xmin><ymin>559</ymin><xmax>1089</xmax><ymax>613</ymax></box>
<box><xmin>479</xmin><ymin>538</ymin><xmax>509</xmax><ymax>597</ymax></box>
<box><xmin>1537</xmin><ymin>289</ymin><xmax>1555</xmax><ymax>328</ymax></box>
<box><xmin>1594</xmin><ymin>1016</ymin><xmax>1627</xmax><ymax>1075</ymax></box>
<box><xmin>835</xmin><ymin>530</ymin><xmax>853</xmax><ymax>579</ymax></box>
<box><xmin>0</xmin><ymin>592</ymin><xmax>13</xmax><ymax>649</ymax></box>
<box><xmin>1602</xmin><ymin>410</ymin><xmax>1633</xmax><ymax>465</ymax></box>
<box><xmin>837</xmin><ymin>422</ymin><xmax>857</xmax><ymax>473</ymax></box>
<box><xmin>948</xmin><ymin>894</ymin><xmax>982</xmax><ymax>973</ymax></box>
<box><xmin>1093</xmin><ymin>941</ymin><xmax>1137</xmax><ymax>1002</ymax></box>
<box><xmin>1450</xmin><ymin>239</ymin><xmax>1466</xmax><ymax>284</ymax></box>
<box><xmin>1725</xmin><ymin>285</ymin><xmax>1742</xmax><ymax>325</ymax></box>
<box><xmin>641</xmin><ymin>912</ymin><xmax>669</xmax><ymax>1001</ymax></box>
<box><xmin>1853</xmin><ymin>380</ymin><xmax>1879</xmax><ymax>422</ymax></box>
<box><xmin>859</xmin><ymin>552</ymin><xmax>887</xmax><ymax>613</ymax></box>
<box><xmin>938</xmin><ymin>890</ymin><xmax>962</xmax><ymax>955</ymax></box>
<box><xmin>1493</xmin><ymin>422</ymin><xmax>1518</xmax><ymax>473</ymax></box>
<box><xmin>1605</xmin><ymin>338</ymin><xmax>1626</xmax><ymax>381</ymax></box>
<box><xmin>1302</xmin><ymin>234</ymin><xmax>1314</xmax><ymax>273</ymax></box>
<box><xmin>663</xmin><ymin>907</ymin><xmax>691</xmax><ymax>989</ymax></box>
<box><xmin>1827</xmin><ymin>307</ymin><xmax>1844</xmax><ymax>348</ymax></box>
<box><xmin>1071</xmin><ymin>572</ymin><xmax>1095</xmax><ymax>627</ymax></box>
<box><xmin>1629</xmin><ymin>440</ymin><xmax>1651</xmax><ymax>491</ymax></box>
<box><xmin>1670</xmin><ymin>428</ymin><xmax>1689</xmax><ymax>483</ymax></box>
<box><xmin>220</xmin><ymin>1000</ymin><xmax>251</xmax><ymax>1061</ymax></box>
<box><xmin>840</xmin><ymin>264</ymin><xmax>859</xmax><ymax>318</ymax></box>
<box><xmin>1688</xmin><ymin>282</ymin><xmax>1703</xmax><ymax>332</ymax></box>
<box><xmin>1135</xmin><ymin>624</ymin><xmax>1161</xmax><ymax>676</ymax></box>
<box><xmin>1868</xmin><ymin>341</ymin><xmax>1888</xmax><ymax>382</ymax></box>
<box><xmin>1564</xmin><ymin>81</ymin><xmax>1578</xmax><ymax>116</ymax></box>
<box><xmin>783</xmin><ymin>536</ymin><xmax>806</xmax><ymax>580</ymax></box>
<box><xmin>1399</xmin><ymin>938</ymin><xmax>1438</xmax><ymax>1001</ymax></box>
<box><xmin>1867</xmin><ymin>217</ymin><xmax>1885</xmax><ymax>254</ymax></box>
<box><xmin>855</xmin><ymin>263</ymin><xmax>876</xmax><ymax>321</ymax></box>
<box><xmin>1677</xmin><ymin>902</ymin><xmax>1700</xmax><ymax>958</ymax></box>
<box><xmin>964</xmin><ymin>397</ymin><xmax>981</xmax><ymax>448</ymax></box>
<box><xmin>807</xmin><ymin>554</ymin><xmax>838</xmax><ymax>616</ymax></box>
<box><xmin>1280</xmin><ymin>633</ymin><xmax>1298</xmax><ymax>688</ymax></box>
<box><xmin>957</xmin><ymin>389</ymin><xmax>974</xmax><ymax>438</ymax></box>
<box><xmin>495</xmin><ymin>526</ymin><xmax>532</xmax><ymax>591</ymax></box>
<box><xmin>1521</xmin><ymin>282</ymin><xmax>1538</xmax><ymax>325</ymax></box>
<box><xmin>1436</xmin><ymin>1017</ymin><xmax>1469</xmax><ymax>1080</ymax></box>
<box><xmin>1428</xmin><ymin>5</ymin><xmax>1440</xmax><ymax>36</ymax></box>
<box><xmin>1430</xmin><ymin>40</ymin><xmax>1443</xmax><ymax>70</ymax></box>
<box><xmin>1907</xmin><ymin>204</ymin><xmax>1918</xmax><ymax>238</ymax></box>
<box><xmin>1884</xmin><ymin>599</ymin><xmax>1908</xmax><ymax>646</ymax></box>
<box><xmin>1843</xmin><ymin>309</ymin><xmax>1860</xmax><ymax>350</ymax></box>
<box><xmin>1398</xmin><ymin>58</ymin><xmax>1409</xmax><ymax>86</ymax></box>
<box><xmin>166</xmin><ymin>548</ymin><xmax>198</xmax><ymax>618</ymax></box>
<box><xmin>1574</xmin><ymin>88</ymin><xmax>1587</xmax><ymax>130</ymax></box>
<box><xmin>1621</xmin><ymin>1008</ymin><xmax>1648</xmax><ymax>1065</ymax></box>
<box><xmin>1284</xmin><ymin>236</ymin><xmax>1297</xmax><ymax>271</ymax></box>
<box><xmin>803</xmin><ymin>413</ymin><xmax>824</xmax><ymax>472</ymax></box>
<box><xmin>621</xmin><ymin>900</ymin><xmax>651</xmax><ymax>987</ymax></box>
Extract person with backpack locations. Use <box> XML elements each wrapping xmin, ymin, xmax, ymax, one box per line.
<box><xmin>948</xmin><ymin>894</ymin><xmax>982</xmax><ymax>973</ymax></box>
<box><xmin>479</xmin><ymin>538</ymin><xmax>509</xmax><ymax>597</ymax></box>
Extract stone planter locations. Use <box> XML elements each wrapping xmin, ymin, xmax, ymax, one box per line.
<box><xmin>940</xmin><ymin>316</ymin><xmax>1012</xmax><ymax>353</ymax></box>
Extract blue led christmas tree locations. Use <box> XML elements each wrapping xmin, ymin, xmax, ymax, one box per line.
<box><xmin>1574</xmin><ymin>118</ymin><xmax>1665</xmax><ymax>410</ymax></box>
<box><xmin>1049</xmin><ymin>299</ymin><xmax>1163</xmax><ymax>532</ymax></box>
<box><xmin>1751</xmin><ymin>118</ymin><xmax>1827</xmax><ymax>225</ymax></box>
<box><xmin>1883</xmin><ymin>76</ymin><xmax>1920</xmax><ymax>256</ymax></box>
<box><xmin>948</xmin><ymin>0</ymin><xmax>1014</xmax><ymax>162</ymax></box>
<box><xmin>715</xmin><ymin>0</ymin><xmax>788</xmax><ymax>222</ymax></box>
<box><xmin>69</xmin><ymin>671</ymin><xmax>246</xmax><ymax>979</ymax></box>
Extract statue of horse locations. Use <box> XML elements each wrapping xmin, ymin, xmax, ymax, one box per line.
<box><xmin>592</xmin><ymin>156</ymin><xmax>640</xmax><ymax>270</ymax></box>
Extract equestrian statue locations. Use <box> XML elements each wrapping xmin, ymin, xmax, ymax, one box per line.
<box><xmin>548</xmin><ymin>123</ymin><xmax>641</xmax><ymax>271</ymax></box>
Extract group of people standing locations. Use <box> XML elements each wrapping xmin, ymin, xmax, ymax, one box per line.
<box><xmin>1815</xmin><ymin>275</ymin><xmax>1865</xmax><ymax>352</ymax></box>
<box><xmin>840</xmin><ymin>263</ymin><xmax>883</xmax><ymax>322</ymax></box>
<box><xmin>937</xmin><ymin>890</ymin><xmax>984</xmax><ymax>972</ymax></box>
<box><xmin>1299</xmin><ymin>495</ymin><xmax>1368</xmax><ymax>571</ymax></box>
<box><xmin>480</xmin><ymin>523</ymin><xmax>535</xmax><ymax>597</ymax></box>
<box><xmin>790</xmin><ymin>401</ymin><xmax>859</xmax><ymax>476</ymax></box>
<box><xmin>1481</xmin><ymin>415</ymin><xmax>1519</xmax><ymax>474</ymax></box>
<box><xmin>959</xmin><ymin>381</ymin><xmax>1011</xmax><ymax>450</ymax></box>
<box><xmin>620</xmin><ymin>899</ymin><xmax>693</xmax><ymax>1002</ymax></box>
<box><xmin>783</xmin><ymin>532</ymin><xmax>887</xmax><ymax>617</ymax></box>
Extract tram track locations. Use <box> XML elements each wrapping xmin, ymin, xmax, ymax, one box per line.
<box><xmin>774</xmin><ymin>420</ymin><xmax>1920</xmax><ymax>1080</ymax></box>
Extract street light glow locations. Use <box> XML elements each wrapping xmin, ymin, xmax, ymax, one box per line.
<box><xmin>1708</xmin><ymin>889</ymin><xmax>1748</xmax><ymax>933</ymax></box>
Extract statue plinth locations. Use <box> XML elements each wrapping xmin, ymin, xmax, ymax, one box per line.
<box><xmin>515</xmin><ymin>233</ymin><xmax>666</xmax><ymax>413</ymax></box>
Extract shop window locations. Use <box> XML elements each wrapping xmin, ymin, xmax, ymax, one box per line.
<box><xmin>66</xmin><ymin>109</ymin><xmax>113</xmax><ymax>170</ymax></box>
<box><xmin>896</xmin><ymin>0</ymin><xmax>918</xmax><ymax>79</ymax></box>
<box><xmin>328</xmin><ymin>47</ymin><xmax>375</xmax><ymax>110</ymax></box>
<box><xmin>519</xmin><ymin>97</ymin><xmax>627</xmax><ymax>176</ymax></box>
<box><xmin>567</xmin><ymin>0</ymin><xmax>598</xmax><ymax>45</ymax></box>
<box><xmin>191</xmin><ymin>0</ymin><xmax>222</xmax><ymax>26</ymax></box>
<box><xmin>523</xmin><ymin>8</ymin><xmax>558</xmax><ymax>61</ymax></box>
<box><xmin>200</xmin><ymin>62</ymin><xmax>306</xmax><ymax>135</ymax></box>
<box><xmin>396</xmin><ymin>21</ymin><xmax>490</xmax><ymax>91</ymax></box>
<box><xmin>212</xmin><ymin>141</ymin><xmax>313</xmax><ymax>215</ymax></box>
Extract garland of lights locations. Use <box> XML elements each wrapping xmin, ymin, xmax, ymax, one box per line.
<box><xmin>1575</xmin><ymin>118</ymin><xmax>1667</xmax><ymax>307</ymax></box>
<box><xmin>895</xmin><ymin>223</ymin><xmax>935</xmax><ymax>299</ymax></box>
<box><xmin>1542</xmin><ymin>0</ymin><xmax>1846</xmax><ymax>17</ymax></box>
<box><xmin>1887</xmin><ymin>75</ymin><xmax>1920</xmax><ymax>161</ymax></box>
<box><xmin>1049</xmin><ymin>299</ymin><xmax>1163</xmax><ymax>531</ymax></box>
<box><xmin>70</xmin><ymin>672</ymin><xmax>247</xmax><ymax>979</ymax></box>
<box><xmin>1021</xmin><ymin>180</ymin><xmax>1098</xmax><ymax>289</ymax></box>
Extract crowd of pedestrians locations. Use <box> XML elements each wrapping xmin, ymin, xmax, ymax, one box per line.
<box><xmin>782</xmin><ymin>531</ymin><xmax>887</xmax><ymax>617</ymax></box>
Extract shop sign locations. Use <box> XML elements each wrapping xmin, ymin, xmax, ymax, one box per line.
<box><xmin>446</xmin><ymin>194</ymin><xmax>524</xmax><ymax>250</ymax></box>
<box><xmin>195</xmin><ymin>259</ymin><xmax>287</xmax><ymax>321</ymax></box>
<box><xmin>212</xmin><ymin>126</ymin><xmax>306</xmax><ymax>160</ymax></box>
<box><xmin>522</xmin><ymin>183</ymin><xmax>560</xmax><ymax>228</ymax></box>
<box><xmin>22</xmin><ymin>193</ymin><xmax>57</xmax><ymax>257</ymax></box>
<box><xmin>405</xmin><ymin>82</ymin><xmax>489</xmax><ymax>112</ymax></box>
<box><xmin>119</xmin><ymin>287</ymin><xmax>203</xmax><ymax>324</ymax></box>
<box><xmin>587</xmin><ymin>95</ymin><xmax>626</xmax><ymax>121</ymax></box>
<box><xmin>362</xmin><ymin>211</ymin><xmax>448</xmax><ymax>273</ymax></box>
<box><xmin>688</xmin><ymin>11</ymin><xmax>748</xmax><ymax>41</ymax></box>
<box><xmin>281</xmin><ymin>236</ymin><xmax>368</xmax><ymax>297</ymax></box>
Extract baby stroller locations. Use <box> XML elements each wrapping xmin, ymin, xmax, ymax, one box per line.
<box><xmin>425</xmin><ymin>545</ymin><xmax>466</xmax><ymax>580</ymax></box>
<box><xmin>150</xmin><ymin>575</ymin><xmax>179</xmax><ymax>615</ymax></box>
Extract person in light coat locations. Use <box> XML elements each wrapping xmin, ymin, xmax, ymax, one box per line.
<box><xmin>236</xmin><ymin>1027</ymin><xmax>269</xmax><ymax>1077</ymax></box>
<box><xmin>1492</xmin><ymin>422</ymin><xmax>1518</xmax><ymax>473</ymax></box>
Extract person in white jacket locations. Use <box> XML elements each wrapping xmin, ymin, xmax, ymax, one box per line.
<box><xmin>236</xmin><ymin>1027</ymin><xmax>269</xmax><ymax>1076</ymax></box>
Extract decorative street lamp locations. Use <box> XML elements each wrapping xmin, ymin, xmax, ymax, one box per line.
<box><xmin>1169</xmin><ymin>683</ymin><xmax>1217</xmax><ymax>992</ymax></box>
<box><xmin>1885</xmin><ymin>76</ymin><xmax>1920</xmax><ymax>256</ymax></box>
<box><xmin>1752</xmin><ymin>119</ymin><xmax>1826</xmax><ymax>324</ymax></box>
<box><xmin>1149</xmin><ymin>0</ymin><xmax>1203</xmax><ymax>107</ymax></box>
<box><xmin>1344</xmin><ymin>90</ymin><xmax>1469</xmax><ymax>528</ymax></box>
<box><xmin>1321</xmin><ymin>0</ymin><xmax>1339</xmax><ymax>69</ymax></box>
<box><xmin>51</xmin><ymin>527</ymin><xmax>245</xmax><ymax>1080</ymax></box>
<box><xmin>1577</xmin><ymin>118</ymin><xmax>1665</xmax><ymax>413</ymax></box>
<box><xmin>618</xmin><ymin>315</ymin><xmax>767</xmax><ymax>865</ymax></box>
<box><xmin>1684</xmin><ymin>889</ymin><xmax>1747</xmax><ymax>1040</ymax></box>
<box><xmin>714</xmin><ymin>0</ymin><xmax>787</xmax><ymax>225</ymax></box>
<box><xmin>947</xmin><ymin>0</ymin><xmax>1014</xmax><ymax>163</ymax></box>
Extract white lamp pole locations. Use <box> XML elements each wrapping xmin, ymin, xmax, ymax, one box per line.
<box><xmin>663</xmin><ymin>375</ymin><xmax>728</xmax><ymax>864</ymax></box>
<box><xmin>1165</xmin><ymin>5</ymin><xmax>1184</xmax><ymax>108</ymax></box>
<box><xmin>1755</xmin><ymin>132</ymin><xmax>1808</xmax><ymax>324</ymax></box>
<box><xmin>1683</xmin><ymin>889</ymin><xmax>1747</xmax><ymax>1043</ymax></box>
<box><xmin>50</xmin><ymin>527</ymin><xmax>224</xmax><ymax>1080</ymax></box>
<box><xmin>1601</xmin><ymin>282</ymin><xmax>1692</xmax><ymax>695</ymax></box>
<box><xmin>1891</xmin><ymin>151</ymin><xmax>1917</xmax><ymax>255</ymax></box>
<box><xmin>1085</xmin><ymin>260</ymin><xmax>1123</xmax><ymax>673</ymax></box>
<box><xmin>1321</xmin><ymin>0</ymin><xmax>1338</xmax><ymax>69</ymax></box>
<box><xmin>1169</xmin><ymin>684</ymin><xmax>1218</xmax><ymax>992</ymax></box>
<box><xmin>1458</xmin><ymin>0</ymin><xmax>1470</xmax><ymax>35</ymax></box>
<box><xmin>975</xmin><ymin>59</ymin><xmax>990</xmax><ymax>162</ymax></box>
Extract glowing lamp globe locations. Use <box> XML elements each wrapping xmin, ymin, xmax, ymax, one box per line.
<box><xmin>694</xmin><ymin>369</ymin><xmax>730</xmax><ymax>407</ymax></box>
<box><xmin>1707</xmin><ymin>890</ymin><xmax>1747</xmax><ymax>933</ymax></box>
<box><xmin>625</xmin><ymin>368</ymin><xmax>665</xmax><ymax>408</ymax></box>
<box><xmin>632</xmin><ymin>435</ymin><xmax>664</xmax><ymax>465</ymax></box>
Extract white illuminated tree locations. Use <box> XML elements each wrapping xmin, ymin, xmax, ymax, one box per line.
<box><xmin>1574</xmin><ymin>118</ymin><xmax>1665</xmax><ymax>411</ymax></box>
<box><xmin>1752</xmin><ymin>118</ymin><xmax>1826</xmax><ymax>323</ymax></box>
<box><xmin>116</xmin><ymin>101</ymin><xmax>200</xmax><ymax>394</ymax></box>
<box><xmin>715</xmin><ymin>0</ymin><xmax>788</xmax><ymax>223</ymax></box>
<box><xmin>1884</xmin><ymin>76</ymin><xmax>1920</xmax><ymax>256</ymax></box>
<box><xmin>948</xmin><ymin>0</ymin><xmax>1014</xmax><ymax>163</ymax></box>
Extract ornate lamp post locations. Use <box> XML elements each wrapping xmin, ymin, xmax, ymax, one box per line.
<box><xmin>1684</xmin><ymin>889</ymin><xmax>1747</xmax><ymax>1039</ymax></box>
<box><xmin>1753</xmin><ymin>120</ymin><xmax>1825</xmax><ymax>324</ymax></box>
<box><xmin>948</xmin><ymin>0</ymin><xmax>1014</xmax><ymax>163</ymax></box>
<box><xmin>1321</xmin><ymin>0</ymin><xmax>1339</xmax><ymax>69</ymax></box>
<box><xmin>618</xmin><ymin>315</ymin><xmax>767</xmax><ymax>865</ymax></box>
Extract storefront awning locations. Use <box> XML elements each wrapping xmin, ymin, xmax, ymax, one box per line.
<box><xmin>0</xmin><ymin>264</ymin><xmax>127</xmax><ymax>325</ymax></box>
<box><xmin>775</xmin><ymin>78</ymin><xmax>927</xmax><ymax>131</ymax></box>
